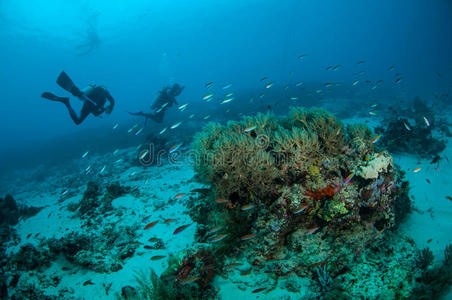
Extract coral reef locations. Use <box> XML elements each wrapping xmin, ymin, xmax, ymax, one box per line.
<box><xmin>411</xmin><ymin>244</ymin><xmax>452</xmax><ymax>299</ymax></box>
<box><xmin>0</xmin><ymin>194</ymin><xmax>43</xmax><ymax>226</ymax></box>
<box><xmin>188</xmin><ymin>107</ymin><xmax>415</xmax><ymax>297</ymax></box>
<box><xmin>376</xmin><ymin>96</ymin><xmax>446</xmax><ymax>159</ymax></box>
<box><xmin>70</xmin><ymin>181</ymin><xmax>133</xmax><ymax>218</ymax></box>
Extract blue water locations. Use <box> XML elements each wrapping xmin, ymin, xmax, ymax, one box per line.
<box><xmin>0</xmin><ymin>0</ymin><xmax>451</xmax><ymax>298</ymax></box>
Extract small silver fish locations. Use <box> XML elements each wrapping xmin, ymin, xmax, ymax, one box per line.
<box><xmin>170</xmin><ymin>122</ymin><xmax>182</xmax><ymax>129</ymax></box>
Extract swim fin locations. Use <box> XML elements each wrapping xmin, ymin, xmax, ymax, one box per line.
<box><xmin>56</xmin><ymin>71</ymin><xmax>83</xmax><ymax>97</ymax></box>
<box><xmin>56</xmin><ymin>71</ymin><xmax>102</xmax><ymax>108</ymax></box>
<box><xmin>41</xmin><ymin>92</ymin><xmax>69</xmax><ymax>104</ymax></box>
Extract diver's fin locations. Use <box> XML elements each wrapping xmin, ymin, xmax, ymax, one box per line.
<box><xmin>56</xmin><ymin>71</ymin><xmax>82</xmax><ymax>97</ymax></box>
<box><xmin>41</xmin><ymin>92</ymin><xmax>69</xmax><ymax>104</ymax></box>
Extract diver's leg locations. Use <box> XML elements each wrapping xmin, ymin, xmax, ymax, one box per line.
<box><xmin>149</xmin><ymin>112</ymin><xmax>164</xmax><ymax>123</ymax></box>
<box><xmin>66</xmin><ymin>102</ymin><xmax>90</xmax><ymax>125</ymax></box>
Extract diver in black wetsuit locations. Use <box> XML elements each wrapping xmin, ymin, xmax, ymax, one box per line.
<box><xmin>42</xmin><ymin>71</ymin><xmax>115</xmax><ymax>125</ymax></box>
<box><xmin>129</xmin><ymin>83</ymin><xmax>184</xmax><ymax>124</ymax></box>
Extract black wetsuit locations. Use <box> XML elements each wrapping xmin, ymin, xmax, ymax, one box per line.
<box><xmin>65</xmin><ymin>86</ymin><xmax>115</xmax><ymax>125</ymax></box>
<box><xmin>129</xmin><ymin>84</ymin><xmax>184</xmax><ymax>124</ymax></box>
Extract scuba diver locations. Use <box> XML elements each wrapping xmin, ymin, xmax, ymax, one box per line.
<box><xmin>41</xmin><ymin>71</ymin><xmax>115</xmax><ymax>125</ymax></box>
<box><xmin>129</xmin><ymin>83</ymin><xmax>184</xmax><ymax>125</ymax></box>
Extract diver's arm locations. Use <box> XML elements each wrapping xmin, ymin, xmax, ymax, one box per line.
<box><xmin>105</xmin><ymin>90</ymin><xmax>115</xmax><ymax>114</ymax></box>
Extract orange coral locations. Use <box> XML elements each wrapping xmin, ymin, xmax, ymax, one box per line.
<box><xmin>305</xmin><ymin>184</ymin><xmax>335</xmax><ymax>201</ymax></box>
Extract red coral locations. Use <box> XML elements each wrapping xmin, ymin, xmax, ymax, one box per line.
<box><xmin>306</xmin><ymin>184</ymin><xmax>336</xmax><ymax>201</ymax></box>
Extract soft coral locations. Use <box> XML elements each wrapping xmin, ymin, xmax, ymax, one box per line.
<box><xmin>305</xmin><ymin>184</ymin><xmax>336</xmax><ymax>201</ymax></box>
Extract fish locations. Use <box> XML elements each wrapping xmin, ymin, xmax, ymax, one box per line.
<box><xmin>427</xmin><ymin>238</ymin><xmax>433</xmax><ymax>244</ymax></box>
<box><xmin>139</xmin><ymin>150</ymin><xmax>149</xmax><ymax>160</ymax></box>
<box><xmin>144</xmin><ymin>221</ymin><xmax>158</xmax><ymax>229</ymax></box>
<box><xmin>113</xmin><ymin>123</ymin><xmax>119</xmax><ymax>130</ymax></box>
<box><xmin>333</xmin><ymin>65</ymin><xmax>342</xmax><ymax>71</ymax></box>
<box><xmin>240</xmin><ymin>234</ymin><xmax>256</xmax><ymax>241</ymax></box>
<box><xmin>215</xmin><ymin>198</ymin><xmax>230</xmax><ymax>203</ymax></box>
<box><xmin>413</xmin><ymin>167</ymin><xmax>422</xmax><ymax>173</ymax></box>
<box><xmin>82</xmin><ymin>151</ymin><xmax>89</xmax><ymax>158</ymax></box>
<box><xmin>205</xmin><ymin>82</ymin><xmax>214</xmax><ymax>88</ymax></box>
<box><xmin>26</xmin><ymin>233</ymin><xmax>32</xmax><ymax>238</ymax></box>
<box><xmin>170</xmin><ymin>122</ymin><xmax>182</xmax><ymax>129</ymax></box>
<box><xmin>190</xmin><ymin>188</ymin><xmax>211</xmax><ymax>194</ymax></box>
<box><xmin>208</xmin><ymin>226</ymin><xmax>223</xmax><ymax>233</ymax></box>
<box><xmin>265</xmin><ymin>82</ymin><xmax>273</xmax><ymax>89</ymax></box>
<box><xmin>446</xmin><ymin>196</ymin><xmax>452</xmax><ymax>201</ymax></box>
<box><xmin>252</xmin><ymin>288</ymin><xmax>266</xmax><ymax>293</ymax></box>
<box><xmin>260</xmin><ymin>77</ymin><xmax>268</xmax><ymax>81</ymax></box>
<box><xmin>98</xmin><ymin>165</ymin><xmax>106</xmax><ymax>175</ymax></box>
<box><xmin>222</xmin><ymin>83</ymin><xmax>232</xmax><ymax>89</ymax></box>
<box><xmin>371</xmin><ymin>134</ymin><xmax>381</xmax><ymax>144</ymax></box>
<box><xmin>221</xmin><ymin>98</ymin><xmax>234</xmax><ymax>104</ymax></box>
<box><xmin>298</xmin><ymin>54</ymin><xmax>307</xmax><ymax>59</ymax></box>
<box><xmin>324</xmin><ymin>82</ymin><xmax>334</xmax><ymax>88</ymax></box>
<box><xmin>178</xmin><ymin>276</ymin><xmax>199</xmax><ymax>285</ymax></box>
<box><xmin>244</xmin><ymin>126</ymin><xmax>257</xmax><ymax>133</ymax></box>
<box><xmin>426</xmin><ymin>179</ymin><xmax>431</xmax><ymax>184</ymax></box>
<box><xmin>150</xmin><ymin>255</ymin><xmax>166</xmax><ymax>261</ymax></box>
<box><xmin>326</xmin><ymin>65</ymin><xmax>333</xmax><ymax>71</ymax></box>
<box><xmin>225</xmin><ymin>262</ymin><xmax>242</xmax><ymax>268</ymax></box>
<box><xmin>209</xmin><ymin>234</ymin><xmax>227</xmax><ymax>242</ymax></box>
<box><xmin>370</xmin><ymin>103</ymin><xmax>378</xmax><ymax>108</ymax></box>
<box><xmin>159</xmin><ymin>127</ymin><xmax>167</xmax><ymax>135</ymax></box>
<box><xmin>306</xmin><ymin>227</ymin><xmax>319</xmax><ymax>235</ymax></box>
<box><xmin>113</xmin><ymin>149</ymin><xmax>119</xmax><ymax>155</ymax></box>
<box><xmin>290</xmin><ymin>97</ymin><xmax>298</xmax><ymax>100</ymax></box>
<box><xmin>240</xmin><ymin>204</ymin><xmax>255</xmax><ymax>211</ymax></box>
<box><xmin>169</xmin><ymin>143</ymin><xmax>183</xmax><ymax>153</ymax></box>
<box><xmin>175</xmin><ymin>193</ymin><xmax>188</xmax><ymax>199</ymax></box>
<box><xmin>174</xmin><ymin>224</ymin><xmax>191</xmax><ymax>234</ymax></box>
<box><xmin>164</xmin><ymin>219</ymin><xmax>176</xmax><ymax>224</ymax></box>
<box><xmin>389</xmin><ymin>65</ymin><xmax>395</xmax><ymax>71</ymax></box>
<box><xmin>343</xmin><ymin>170</ymin><xmax>356</xmax><ymax>185</ymax></box>
<box><xmin>295</xmin><ymin>81</ymin><xmax>304</xmax><ymax>87</ymax></box>
<box><xmin>395</xmin><ymin>77</ymin><xmax>402</xmax><ymax>83</ymax></box>
<box><xmin>352</xmin><ymin>80</ymin><xmax>360</xmax><ymax>86</ymax></box>
<box><xmin>293</xmin><ymin>203</ymin><xmax>308</xmax><ymax>214</ymax></box>
<box><xmin>61</xmin><ymin>189</ymin><xmax>69</xmax><ymax>196</ymax></box>
<box><xmin>189</xmin><ymin>114</ymin><xmax>195</xmax><ymax>118</ymax></box>
<box><xmin>135</xmin><ymin>128</ymin><xmax>143</xmax><ymax>135</ymax></box>
<box><xmin>403</xmin><ymin>122</ymin><xmax>411</xmax><ymax>131</ymax></box>
<box><xmin>368</xmin><ymin>111</ymin><xmax>377</xmax><ymax>116</ymax></box>
<box><xmin>357</xmin><ymin>60</ymin><xmax>366</xmax><ymax>64</ymax></box>
<box><xmin>203</xmin><ymin>93</ymin><xmax>214</xmax><ymax>100</ymax></box>
<box><xmin>115</xmin><ymin>159</ymin><xmax>123</xmax><ymax>163</ymax></box>
<box><xmin>178</xmin><ymin>103</ymin><xmax>188</xmax><ymax>110</ymax></box>
<box><xmin>83</xmin><ymin>280</ymin><xmax>95</xmax><ymax>286</ymax></box>
<box><xmin>148</xmin><ymin>237</ymin><xmax>159</xmax><ymax>242</ymax></box>
<box><xmin>423</xmin><ymin>116</ymin><xmax>430</xmax><ymax>127</ymax></box>
<box><xmin>203</xmin><ymin>115</ymin><xmax>210</xmax><ymax>120</ymax></box>
<box><xmin>128</xmin><ymin>124</ymin><xmax>138</xmax><ymax>133</ymax></box>
<box><xmin>374</xmin><ymin>228</ymin><xmax>384</xmax><ymax>239</ymax></box>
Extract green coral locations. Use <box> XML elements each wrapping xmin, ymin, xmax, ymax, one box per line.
<box><xmin>322</xmin><ymin>197</ymin><xmax>349</xmax><ymax>222</ymax></box>
<box><xmin>308</xmin><ymin>165</ymin><xmax>320</xmax><ymax>177</ymax></box>
<box><xmin>116</xmin><ymin>269</ymin><xmax>177</xmax><ymax>300</ymax></box>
